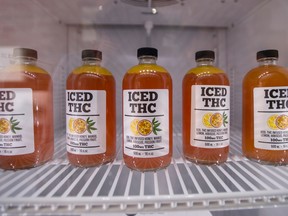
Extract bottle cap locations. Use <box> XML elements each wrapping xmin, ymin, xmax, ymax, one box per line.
<box><xmin>82</xmin><ymin>49</ymin><xmax>102</xmax><ymax>60</ymax></box>
<box><xmin>137</xmin><ymin>47</ymin><xmax>158</xmax><ymax>58</ymax></box>
<box><xmin>257</xmin><ymin>49</ymin><xmax>278</xmax><ymax>60</ymax></box>
<box><xmin>13</xmin><ymin>48</ymin><xmax>38</xmax><ymax>59</ymax></box>
<box><xmin>195</xmin><ymin>50</ymin><xmax>215</xmax><ymax>61</ymax></box>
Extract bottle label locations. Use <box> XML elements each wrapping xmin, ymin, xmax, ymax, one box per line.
<box><xmin>66</xmin><ymin>90</ymin><xmax>106</xmax><ymax>155</ymax></box>
<box><xmin>190</xmin><ymin>85</ymin><xmax>230</xmax><ymax>148</ymax></box>
<box><xmin>254</xmin><ymin>87</ymin><xmax>288</xmax><ymax>150</ymax></box>
<box><xmin>123</xmin><ymin>89</ymin><xmax>169</xmax><ymax>158</ymax></box>
<box><xmin>0</xmin><ymin>88</ymin><xmax>34</xmax><ymax>155</ymax></box>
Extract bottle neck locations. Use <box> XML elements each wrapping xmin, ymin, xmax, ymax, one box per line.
<box><xmin>196</xmin><ymin>59</ymin><xmax>214</xmax><ymax>66</ymax></box>
<box><xmin>82</xmin><ymin>58</ymin><xmax>101</xmax><ymax>66</ymax></box>
<box><xmin>258</xmin><ymin>58</ymin><xmax>278</xmax><ymax>66</ymax></box>
<box><xmin>138</xmin><ymin>56</ymin><xmax>157</xmax><ymax>65</ymax></box>
<box><xmin>14</xmin><ymin>57</ymin><xmax>37</xmax><ymax>65</ymax></box>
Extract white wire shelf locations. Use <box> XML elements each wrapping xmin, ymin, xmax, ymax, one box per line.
<box><xmin>1</xmin><ymin>126</ymin><xmax>288</xmax><ymax>214</ymax></box>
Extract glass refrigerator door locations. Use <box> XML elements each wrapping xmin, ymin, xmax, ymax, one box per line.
<box><xmin>1</xmin><ymin>0</ymin><xmax>288</xmax><ymax>215</ymax></box>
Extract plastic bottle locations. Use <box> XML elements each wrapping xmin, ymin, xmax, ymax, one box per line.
<box><xmin>66</xmin><ymin>49</ymin><xmax>116</xmax><ymax>167</ymax></box>
<box><xmin>122</xmin><ymin>47</ymin><xmax>173</xmax><ymax>171</ymax></box>
<box><xmin>242</xmin><ymin>49</ymin><xmax>288</xmax><ymax>165</ymax></box>
<box><xmin>0</xmin><ymin>48</ymin><xmax>54</xmax><ymax>169</ymax></box>
<box><xmin>182</xmin><ymin>50</ymin><xmax>230</xmax><ymax>164</ymax></box>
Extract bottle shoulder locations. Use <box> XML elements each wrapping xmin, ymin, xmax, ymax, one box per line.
<box><xmin>243</xmin><ymin>65</ymin><xmax>288</xmax><ymax>84</ymax></box>
<box><xmin>186</xmin><ymin>65</ymin><xmax>226</xmax><ymax>75</ymax></box>
<box><xmin>245</xmin><ymin>65</ymin><xmax>288</xmax><ymax>76</ymax></box>
<box><xmin>71</xmin><ymin>65</ymin><xmax>113</xmax><ymax>76</ymax></box>
<box><xmin>126</xmin><ymin>64</ymin><xmax>169</xmax><ymax>74</ymax></box>
<box><xmin>183</xmin><ymin>66</ymin><xmax>229</xmax><ymax>85</ymax></box>
<box><xmin>3</xmin><ymin>64</ymin><xmax>50</xmax><ymax>75</ymax></box>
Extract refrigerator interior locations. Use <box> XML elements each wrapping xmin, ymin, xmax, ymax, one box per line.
<box><xmin>1</xmin><ymin>0</ymin><xmax>288</xmax><ymax>215</ymax></box>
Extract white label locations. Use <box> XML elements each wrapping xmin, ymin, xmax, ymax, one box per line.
<box><xmin>191</xmin><ymin>85</ymin><xmax>230</xmax><ymax>148</ymax></box>
<box><xmin>66</xmin><ymin>90</ymin><xmax>106</xmax><ymax>155</ymax></box>
<box><xmin>254</xmin><ymin>87</ymin><xmax>288</xmax><ymax>150</ymax></box>
<box><xmin>0</xmin><ymin>88</ymin><xmax>34</xmax><ymax>155</ymax></box>
<box><xmin>123</xmin><ymin>89</ymin><xmax>169</xmax><ymax>158</ymax></box>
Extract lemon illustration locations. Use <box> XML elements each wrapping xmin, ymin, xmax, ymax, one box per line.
<box><xmin>267</xmin><ymin>114</ymin><xmax>278</xmax><ymax>130</ymax></box>
<box><xmin>276</xmin><ymin>115</ymin><xmax>288</xmax><ymax>130</ymax></box>
<box><xmin>210</xmin><ymin>113</ymin><xmax>223</xmax><ymax>128</ymax></box>
<box><xmin>68</xmin><ymin>118</ymin><xmax>75</xmax><ymax>132</ymax></box>
<box><xmin>202</xmin><ymin>113</ymin><xmax>213</xmax><ymax>128</ymax></box>
<box><xmin>137</xmin><ymin>119</ymin><xmax>152</xmax><ymax>136</ymax></box>
<box><xmin>130</xmin><ymin>119</ymin><xmax>139</xmax><ymax>135</ymax></box>
<box><xmin>73</xmin><ymin>118</ymin><xmax>87</xmax><ymax>134</ymax></box>
<box><xmin>0</xmin><ymin>118</ymin><xmax>10</xmax><ymax>134</ymax></box>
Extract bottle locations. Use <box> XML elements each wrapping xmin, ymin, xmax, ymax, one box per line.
<box><xmin>0</xmin><ymin>48</ymin><xmax>54</xmax><ymax>170</ymax></box>
<box><xmin>182</xmin><ymin>50</ymin><xmax>230</xmax><ymax>164</ymax></box>
<box><xmin>66</xmin><ymin>49</ymin><xmax>116</xmax><ymax>167</ymax></box>
<box><xmin>242</xmin><ymin>49</ymin><xmax>288</xmax><ymax>165</ymax></box>
<box><xmin>122</xmin><ymin>47</ymin><xmax>173</xmax><ymax>171</ymax></box>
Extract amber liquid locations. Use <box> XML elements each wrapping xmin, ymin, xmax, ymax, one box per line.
<box><xmin>66</xmin><ymin>67</ymin><xmax>116</xmax><ymax>167</ymax></box>
<box><xmin>123</xmin><ymin>65</ymin><xmax>173</xmax><ymax>171</ymax></box>
<box><xmin>182</xmin><ymin>66</ymin><xmax>229</xmax><ymax>164</ymax></box>
<box><xmin>0</xmin><ymin>66</ymin><xmax>54</xmax><ymax>170</ymax></box>
<box><xmin>242</xmin><ymin>64</ymin><xmax>288</xmax><ymax>164</ymax></box>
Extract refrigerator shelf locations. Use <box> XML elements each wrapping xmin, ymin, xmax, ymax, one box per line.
<box><xmin>1</xmin><ymin>127</ymin><xmax>288</xmax><ymax>214</ymax></box>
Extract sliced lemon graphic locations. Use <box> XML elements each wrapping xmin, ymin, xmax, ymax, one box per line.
<box><xmin>276</xmin><ymin>115</ymin><xmax>288</xmax><ymax>130</ymax></box>
<box><xmin>202</xmin><ymin>113</ymin><xmax>213</xmax><ymax>128</ymax></box>
<box><xmin>137</xmin><ymin>119</ymin><xmax>152</xmax><ymax>136</ymax></box>
<box><xmin>68</xmin><ymin>118</ymin><xmax>75</xmax><ymax>132</ymax></box>
<box><xmin>210</xmin><ymin>113</ymin><xmax>223</xmax><ymax>128</ymax></box>
<box><xmin>267</xmin><ymin>114</ymin><xmax>278</xmax><ymax>130</ymax></box>
<box><xmin>73</xmin><ymin>118</ymin><xmax>87</xmax><ymax>134</ymax></box>
<box><xmin>0</xmin><ymin>118</ymin><xmax>10</xmax><ymax>134</ymax></box>
<box><xmin>130</xmin><ymin>119</ymin><xmax>139</xmax><ymax>135</ymax></box>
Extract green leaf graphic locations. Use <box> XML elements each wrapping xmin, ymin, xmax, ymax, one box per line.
<box><xmin>152</xmin><ymin>118</ymin><xmax>162</xmax><ymax>135</ymax></box>
<box><xmin>86</xmin><ymin>117</ymin><xmax>97</xmax><ymax>134</ymax></box>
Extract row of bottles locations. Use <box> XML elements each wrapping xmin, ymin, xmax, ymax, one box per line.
<box><xmin>0</xmin><ymin>47</ymin><xmax>287</xmax><ymax>171</ymax></box>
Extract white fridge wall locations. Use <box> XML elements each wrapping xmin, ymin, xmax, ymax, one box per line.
<box><xmin>227</xmin><ymin>0</ymin><xmax>288</xmax><ymax>129</ymax></box>
<box><xmin>3</xmin><ymin>1</ymin><xmax>288</xmax><ymax>215</ymax></box>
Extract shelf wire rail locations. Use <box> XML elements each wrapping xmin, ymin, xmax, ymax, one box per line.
<box><xmin>1</xmin><ymin>126</ymin><xmax>288</xmax><ymax>214</ymax></box>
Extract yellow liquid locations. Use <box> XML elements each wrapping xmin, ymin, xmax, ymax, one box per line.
<box><xmin>0</xmin><ymin>64</ymin><xmax>54</xmax><ymax>170</ymax></box>
<box><xmin>66</xmin><ymin>64</ymin><xmax>116</xmax><ymax>167</ymax></box>
<box><xmin>182</xmin><ymin>65</ymin><xmax>229</xmax><ymax>164</ymax></box>
<box><xmin>242</xmin><ymin>64</ymin><xmax>288</xmax><ymax>164</ymax></box>
<box><xmin>122</xmin><ymin>64</ymin><xmax>173</xmax><ymax>171</ymax></box>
